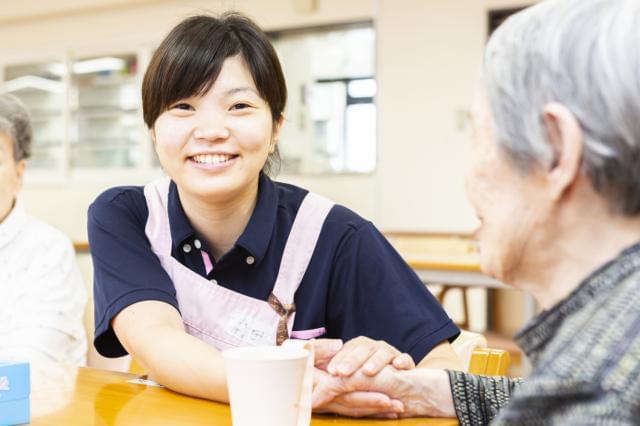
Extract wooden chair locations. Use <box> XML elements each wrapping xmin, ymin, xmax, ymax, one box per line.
<box><xmin>452</xmin><ymin>330</ymin><xmax>510</xmax><ymax>376</ymax></box>
<box><xmin>469</xmin><ymin>348</ymin><xmax>510</xmax><ymax>376</ymax></box>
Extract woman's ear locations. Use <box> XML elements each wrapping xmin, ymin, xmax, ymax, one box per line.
<box><xmin>150</xmin><ymin>128</ymin><xmax>157</xmax><ymax>145</ymax></box>
<box><xmin>270</xmin><ymin>115</ymin><xmax>285</xmax><ymax>153</ymax></box>
<box><xmin>15</xmin><ymin>159</ymin><xmax>26</xmax><ymax>192</ymax></box>
<box><xmin>273</xmin><ymin>115</ymin><xmax>284</xmax><ymax>140</ymax></box>
<box><xmin>541</xmin><ymin>102</ymin><xmax>584</xmax><ymax>201</ymax></box>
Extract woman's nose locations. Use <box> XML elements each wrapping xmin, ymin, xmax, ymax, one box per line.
<box><xmin>193</xmin><ymin>114</ymin><xmax>230</xmax><ymax>141</ymax></box>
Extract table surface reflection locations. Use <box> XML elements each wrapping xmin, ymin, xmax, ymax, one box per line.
<box><xmin>29</xmin><ymin>364</ymin><xmax>458</xmax><ymax>425</ymax></box>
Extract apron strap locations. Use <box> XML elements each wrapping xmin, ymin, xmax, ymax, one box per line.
<box><xmin>144</xmin><ymin>177</ymin><xmax>173</xmax><ymax>256</ymax></box>
<box><xmin>268</xmin><ymin>293</ymin><xmax>296</xmax><ymax>345</ymax></box>
<box><xmin>271</xmin><ymin>192</ymin><xmax>334</xmax><ymax>306</ymax></box>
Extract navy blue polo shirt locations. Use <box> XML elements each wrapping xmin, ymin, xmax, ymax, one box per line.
<box><xmin>88</xmin><ymin>173</ymin><xmax>459</xmax><ymax>362</ymax></box>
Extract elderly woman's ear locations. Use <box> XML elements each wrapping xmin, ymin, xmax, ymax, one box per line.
<box><xmin>541</xmin><ymin>102</ymin><xmax>584</xmax><ymax>202</ymax></box>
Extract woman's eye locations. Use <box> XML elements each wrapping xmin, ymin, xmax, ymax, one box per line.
<box><xmin>172</xmin><ymin>103</ymin><xmax>193</xmax><ymax>111</ymax></box>
<box><xmin>230</xmin><ymin>103</ymin><xmax>251</xmax><ymax>111</ymax></box>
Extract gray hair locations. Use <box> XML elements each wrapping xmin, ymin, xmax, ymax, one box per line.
<box><xmin>0</xmin><ymin>94</ymin><xmax>32</xmax><ymax>161</ymax></box>
<box><xmin>484</xmin><ymin>0</ymin><xmax>640</xmax><ymax>215</ymax></box>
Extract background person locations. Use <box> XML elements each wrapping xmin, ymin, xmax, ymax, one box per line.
<box><xmin>0</xmin><ymin>93</ymin><xmax>87</xmax><ymax>365</ymax></box>
<box><xmin>312</xmin><ymin>0</ymin><xmax>640</xmax><ymax>423</ymax></box>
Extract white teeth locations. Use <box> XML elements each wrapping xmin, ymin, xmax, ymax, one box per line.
<box><xmin>192</xmin><ymin>154</ymin><xmax>233</xmax><ymax>164</ymax></box>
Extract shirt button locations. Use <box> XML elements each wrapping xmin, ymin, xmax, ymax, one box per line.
<box><xmin>194</xmin><ymin>239</ymin><xmax>202</xmax><ymax>249</ymax></box>
<box><xmin>210</xmin><ymin>278</ymin><xmax>218</xmax><ymax>285</ymax></box>
<box><xmin>246</xmin><ymin>256</ymin><xmax>255</xmax><ymax>265</ymax></box>
<box><xmin>183</xmin><ymin>244</ymin><xmax>192</xmax><ymax>253</ymax></box>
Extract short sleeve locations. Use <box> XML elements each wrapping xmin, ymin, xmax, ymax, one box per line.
<box><xmin>88</xmin><ymin>187</ymin><xmax>179</xmax><ymax>357</ymax></box>
<box><xmin>327</xmin><ymin>222</ymin><xmax>460</xmax><ymax>363</ymax></box>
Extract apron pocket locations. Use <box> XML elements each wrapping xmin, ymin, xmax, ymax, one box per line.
<box><xmin>290</xmin><ymin>327</ymin><xmax>326</xmax><ymax>339</ymax></box>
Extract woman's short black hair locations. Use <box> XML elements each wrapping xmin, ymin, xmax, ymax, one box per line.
<box><xmin>142</xmin><ymin>12</ymin><xmax>286</xmax><ymax>175</ymax></box>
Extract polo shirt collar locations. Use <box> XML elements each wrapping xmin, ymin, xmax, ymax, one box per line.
<box><xmin>167</xmin><ymin>180</ymin><xmax>197</xmax><ymax>252</ymax></box>
<box><xmin>0</xmin><ymin>200</ymin><xmax>28</xmax><ymax>250</ymax></box>
<box><xmin>167</xmin><ymin>173</ymin><xmax>278</xmax><ymax>263</ymax></box>
<box><xmin>235</xmin><ymin>173</ymin><xmax>278</xmax><ymax>264</ymax></box>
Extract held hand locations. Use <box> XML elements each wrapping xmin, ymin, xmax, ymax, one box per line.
<box><xmin>313</xmin><ymin>366</ymin><xmax>456</xmax><ymax>419</ymax></box>
<box><xmin>311</xmin><ymin>338</ymin><xmax>344</xmax><ymax>371</ymax></box>
<box><xmin>312</xmin><ymin>367</ymin><xmax>405</xmax><ymax>418</ymax></box>
<box><xmin>326</xmin><ymin>336</ymin><xmax>415</xmax><ymax>377</ymax></box>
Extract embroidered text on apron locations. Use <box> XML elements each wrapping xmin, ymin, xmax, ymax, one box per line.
<box><xmin>144</xmin><ymin>178</ymin><xmax>334</xmax><ymax>350</ymax></box>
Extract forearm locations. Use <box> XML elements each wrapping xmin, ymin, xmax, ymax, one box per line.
<box><xmin>132</xmin><ymin>326</ymin><xmax>228</xmax><ymax>402</ymax></box>
<box><xmin>417</xmin><ymin>341</ymin><xmax>465</xmax><ymax>371</ymax></box>
<box><xmin>447</xmin><ymin>370</ymin><xmax>523</xmax><ymax>425</ymax></box>
<box><xmin>417</xmin><ymin>354</ymin><xmax>464</xmax><ymax>370</ymax></box>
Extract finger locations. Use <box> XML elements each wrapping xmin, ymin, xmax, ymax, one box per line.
<box><xmin>327</xmin><ymin>339</ymin><xmax>378</xmax><ymax>376</ymax></box>
<box><xmin>332</xmin><ymin>391</ymin><xmax>400</xmax><ymax>411</ymax></box>
<box><xmin>312</xmin><ymin>373</ymin><xmax>347</xmax><ymax>408</ymax></box>
<box><xmin>317</xmin><ymin>401</ymin><xmax>401</xmax><ymax>418</ymax></box>
<box><xmin>361</xmin><ymin>345</ymin><xmax>402</xmax><ymax>376</ymax></box>
<box><xmin>372</xmin><ymin>413</ymin><xmax>400</xmax><ymax>419</ymax></box>
<box><xmin>312</xmin><ymin>339</ymin><xmax>343</xmax><ymax>370</ymax></box>
<box><xmin>392</xmin><ymin>353</ymin><xmax>416</xmax><ymax>371</ymax></box>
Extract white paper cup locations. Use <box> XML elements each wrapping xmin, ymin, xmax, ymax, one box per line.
<box><xmin>223</xmin><ymin>345</ymin><xmax>311</xmax><ymax>426</ymax></box>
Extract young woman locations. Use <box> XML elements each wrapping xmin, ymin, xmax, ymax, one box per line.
<box><xmin>88</xmin><ymin>12</ymin><xmax>461</xmax><ymax>413</ymax></box>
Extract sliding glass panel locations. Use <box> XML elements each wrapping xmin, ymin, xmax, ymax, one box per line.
<box><xmin>69</xmin><ymin>54</ymin><xmax>143</xmax><ymax>168</ymax></box>
<box><xmin>2</xmin><ymin>61</ymin><xmax>66</xmax><ymax>169</ymax></box>
<box><xmin>273</xmin><ymin>25</ymin><xmax>376</xmax><ymax>174</ymax></box>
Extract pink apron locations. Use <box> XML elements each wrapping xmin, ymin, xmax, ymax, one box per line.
<box><xmin>144</xmin><ymin>178</ymin><xmax>334</xmax><ymax>351</ymax></box>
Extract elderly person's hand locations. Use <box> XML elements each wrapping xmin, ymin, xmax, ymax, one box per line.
<box><xmin>312</xmin><ymin>367</ymin><xmax>405</xmax><ymax>418</ymax></box>
<box><xmin>311</xmin><ymin>338</ymin><xmax>415</xmax><ymax>417</ymax></box>
<box><xmin>313</xmin><ymin>365</ymin><xmax>456</xmax><ymax>419</ymax></box>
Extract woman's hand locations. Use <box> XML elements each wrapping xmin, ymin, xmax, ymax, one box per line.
<box><xmin>320</xmin><ymin>336</ymin><xmax>415</xmax><ymax>377</ymax></box>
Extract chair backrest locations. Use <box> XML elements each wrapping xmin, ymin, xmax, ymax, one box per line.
<box><xmin>451</xmin><ymin>330</ymin><xmax>510</xmax><ymax>376</ymax></box>
<box><xmin>451</xmin><ymin>330</ymin><xmax>487</xmax><ymax>369</ymax></box>
<box><xmin>469</xmin><ymin>348</ymin><xmax>510</xmax><ymax>376</ymax></box>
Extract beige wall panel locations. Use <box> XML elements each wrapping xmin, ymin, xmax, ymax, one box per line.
<box><xmin>7</xmin><ymin>0</ymin><xmax>534</xmax><ymax>241</ymax></box>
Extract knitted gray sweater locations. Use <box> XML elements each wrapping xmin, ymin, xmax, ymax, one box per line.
<box><xmin>448</xmin><ymin>241</ymin><xmax>640</xmax><ymax>425</ymax></box>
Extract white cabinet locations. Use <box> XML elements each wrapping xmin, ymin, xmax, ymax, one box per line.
<box><xmin>1</xmin><ymin>52</ymin><xmax>149</xmax><ymax>178</ymax></box>
<box><xmin>69</xmin><ymin>54</ymin><xmax>142</xmax><ymax>168</ymax></box>
<box><xmin>4</xmin><ymin>62</ymin><xmax>66</xmax><ymax>169</ymax></box>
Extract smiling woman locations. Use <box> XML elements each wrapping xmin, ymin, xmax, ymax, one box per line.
<box><xmin>86</xmin><ymin>12</ymin><xmax>462</xmax><ymax>417</ymax></box>
<box><xmin>151</xmin><ymin>56</ymin><xmax>277</xmax><ymax>213</ymax></box>
<box><xmin>141</xmin><ymin>14</ymin><xmax>286</xmax><ymax>179</ymax></box>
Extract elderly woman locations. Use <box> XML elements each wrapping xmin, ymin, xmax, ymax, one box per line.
<box><xmin>313</xmin><ymin>0</ymin><xmax>640</xmax><ymax>423</ymax></box>
<box><xmin>0</xmin><ymin>94</ymin><xmax>87</xmax><ymax>364</ymax></box>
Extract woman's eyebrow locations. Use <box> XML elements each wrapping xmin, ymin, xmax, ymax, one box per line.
<box><xmin>222</xmin><ymin>87</ymin><xmax>259</xmax><ymax>97</ymax></box>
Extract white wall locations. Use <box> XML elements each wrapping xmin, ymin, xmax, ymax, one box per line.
<box><xmin>4</xmin><ymin>0</ymin><xmax>536</xmax><ymax>240</ymax></box>
<box><xmin>2</xmin><ymin>0</ymin><xmax>539</xmax><ymax>357</ymax></box>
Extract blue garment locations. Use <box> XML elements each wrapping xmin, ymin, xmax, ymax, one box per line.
<box><xmin>88</xmin><ymin>174</ymin><xmax>459</xmax><ymax>361</ymax></box>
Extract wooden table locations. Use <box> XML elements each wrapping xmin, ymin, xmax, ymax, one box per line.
<box><xmin>29</xmin><ymin>364</ymin><xmax>458</xmax><ymax>425</ymax></box>
<box><xmin>385</xmin><ymin>233</ymin><xmax>508</xmax><ymax>289</ymax></box>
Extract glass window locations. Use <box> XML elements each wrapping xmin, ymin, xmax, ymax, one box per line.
<box><xmin>2</xmin><ymin>62</ymin><xmax>66</xmax><ymax>169</ymax></box>
<box><xmin>272</xmin><ymin>25</ymin><xmax>376</xmax><ymax>174</ymax></box>
<box><xmin>69</xmin><ymin>54</ymin><xmax>143</xmax><ymax>168</ymax></box>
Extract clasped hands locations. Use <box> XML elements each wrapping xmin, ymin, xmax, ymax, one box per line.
<box><xmin>311</xmin><ymin>337</ymin><xmax>454</xmax><ymax>419</ymax></box>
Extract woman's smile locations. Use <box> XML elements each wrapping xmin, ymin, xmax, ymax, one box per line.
<box><xmin>188</xmin><ymin>152</ymin><xmax>240</xmax><ymax>171</ymax></box>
